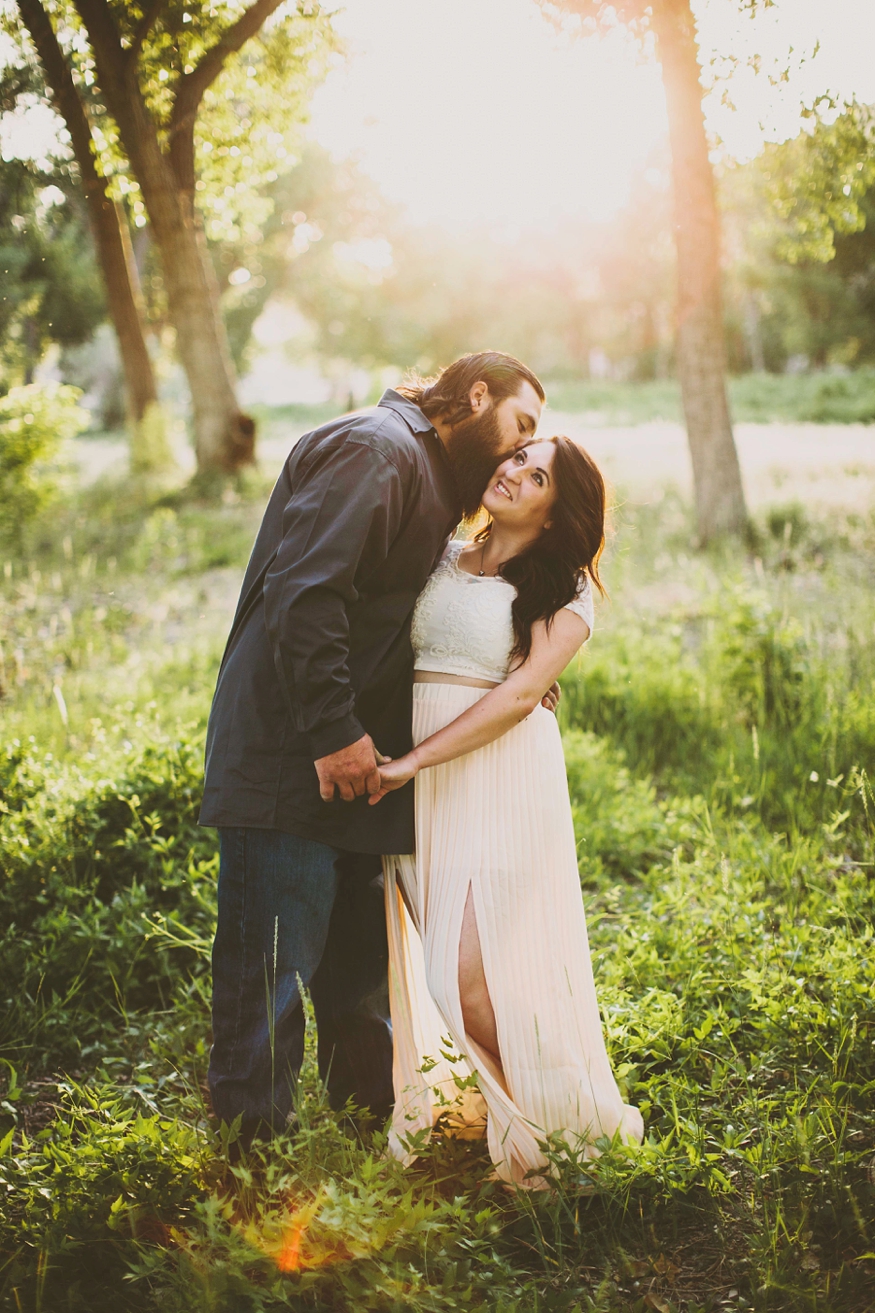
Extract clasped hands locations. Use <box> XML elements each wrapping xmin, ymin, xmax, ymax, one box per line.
<box><xmin>313</xmin><ymin>732</ymin><xmax>412</xmax><ymax>805</ymax></box>
<box><xmin>314</xmin><ymin>682</ymin><xmax>561</xmax><ymax>805</ymax></box>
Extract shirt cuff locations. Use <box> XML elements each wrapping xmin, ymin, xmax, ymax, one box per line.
<box><xmin>309</xmin><ymin>711</ymin><xmax>366</xmax><ymax>760</ymax></box>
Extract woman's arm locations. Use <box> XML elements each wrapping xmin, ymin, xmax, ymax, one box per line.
<box><xmin>369</xmin><ymin>609</ymin><xmax>589</xmax><ymax>803</ymax></box>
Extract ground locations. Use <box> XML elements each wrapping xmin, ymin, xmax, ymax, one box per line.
<box><xmin>1</xmin><ymin>402</ymin><xmax>874</xmax><ymax>1312</ymax></box>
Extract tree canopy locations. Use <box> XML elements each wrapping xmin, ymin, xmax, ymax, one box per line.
<box><xmin>2</xmin><ymin>0</ymin><xmax>336</xmax><ymax>472</ymax></box>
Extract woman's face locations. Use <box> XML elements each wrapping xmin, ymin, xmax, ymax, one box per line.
<box><xmin>481</xmin><ymin>440</ymin><xmax>558</xmax><ymax>535</ymax></box>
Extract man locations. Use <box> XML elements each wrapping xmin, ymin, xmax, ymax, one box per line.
<box><xmin>200</xmin><ymin>351</ymin><xmax>545</xmax><ymax>1143</ymax></box>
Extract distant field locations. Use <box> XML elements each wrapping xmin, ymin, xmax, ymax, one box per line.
<box><xmin>238</xmin><ymin>371</ymin><xmax>875</xmax><ymax>435</ymax></box>
<box><xmin>546</xmin><ymin>369</ymin><xmax>875</xmax><ymax>425</ymax></box>
<box><xmin>547</xmin><ymin>418</ymin><xmax>875</xmax><ymax>513</ymax></box>
<box><xmin>72</xmin><ymin>376</ymin><xmax>875</xmax><ymax>520</ymax></box>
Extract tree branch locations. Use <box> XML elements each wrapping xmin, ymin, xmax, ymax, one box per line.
<box><xmin>17</xmin><ymin>0</ymin><xmax>100</xmax><ymax>188</ymax></box>
<box><xmin>71</xmin><ymin>0</ymin><xmax>131</xmax><ymax>120</ymax></box>
<box><xmin>538</xmin><ymin>0</ymin><xmax>651</xmax><ymax>34</ymax></box>
<box><xmin>130</xmin><ymin>0</ymin><xmax>165</xmax><ymax>60</ymax></box>
<box><xmin>170</xmin><ymin>0</ymin><xmax>285</xmax><ymax>137</ymax></box>
<box><xmin>72</xmin><ymin>0</ymin><xmax>182</xmax><ymax>235</ymax></box>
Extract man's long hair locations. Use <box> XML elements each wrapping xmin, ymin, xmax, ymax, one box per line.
<box><xmin>397</xmin><ymin>352</ymin><xmax>545</xmax><ymax>427</ymax></box>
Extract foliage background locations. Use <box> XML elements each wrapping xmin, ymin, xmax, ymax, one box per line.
<box><xmin>1</xmin><ymin>3</ymin><xmax>875</xmax><ymax>1309</ymax></box>
<box><xmin>1</xmin><ymin>467</ymin><xmax>874</xmax><ymax>1310</ymax></box>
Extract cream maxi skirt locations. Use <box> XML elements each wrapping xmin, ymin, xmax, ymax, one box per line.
<box><xmin>383</xmin><ymin>682</ymin><xmax>643</xmax><ymax>1187</ymax></box>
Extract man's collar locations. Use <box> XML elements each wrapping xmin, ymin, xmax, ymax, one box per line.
<box><xmin>377</xmin><ymin>388</ymin><xmax>434</xmax><ymax>434</ymax></box>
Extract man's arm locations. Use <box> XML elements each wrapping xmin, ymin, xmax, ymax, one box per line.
<box><xmin>263</xmin><ymin>436</ymin><xmax>406</xmax><ymax>800</ymax></box>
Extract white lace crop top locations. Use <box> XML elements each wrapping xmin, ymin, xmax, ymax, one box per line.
<box><xmin>411</xmin><ymin>540</ymin><xmax>594</xmax><ymax>683</ymax></box>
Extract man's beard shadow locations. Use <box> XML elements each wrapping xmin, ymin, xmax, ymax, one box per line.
<box><xmin>443</xmin><ymin>407</ymin><xmax>508</xmax><ymax>520</ymax></box>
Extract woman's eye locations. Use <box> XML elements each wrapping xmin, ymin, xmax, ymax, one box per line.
<box><xmin>533</xmin><ymin>473</ymin><xmax>543</xmax><ymax>487</ymax></box>
<box><xmin>514</xmin><ymin>450</ymin><xmax>525</xmax><ymax>463</ymax></box>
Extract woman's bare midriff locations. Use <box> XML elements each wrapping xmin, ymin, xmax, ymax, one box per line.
<box><xmin>414</xmin><ymin>671</ymin><xmax>498</xmax><ymax>690</ymax></box>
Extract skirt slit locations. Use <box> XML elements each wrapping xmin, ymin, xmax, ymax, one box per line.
<box><xmin>458</xmin><ymin>881</ymin><xmax>511</xmax><ymax>1096</ymax></box>
<box><xmin>384</xmin><ymin>682</ymin><xmax>643</xmax><ymax>1185</ymax></box>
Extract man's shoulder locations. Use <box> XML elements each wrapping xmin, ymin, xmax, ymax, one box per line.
<box><xmin>293</xmin><ymin>399</ymin><xmax>431</xmax><ymax>474</ymax></box>
<box><xmin>346</xmin><ymin>404</ymin><xmax>426</xmax><ymax>466</ymax></box>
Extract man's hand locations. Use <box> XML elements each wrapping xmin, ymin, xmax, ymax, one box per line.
<box><xmin>541</xmin><ymin>680</ymin><xmax>561</xmax><ymax>714</ymax></box>
<box><xmin>315</xmin><ymin>734</ymin><xmax>382</xmax><ymax>802</ymax></box>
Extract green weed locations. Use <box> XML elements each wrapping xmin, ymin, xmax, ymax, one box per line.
<box><xmin>1</xmin><ymin>479</ymin><xmax>874</xmax><ymax>1311</ymax></box>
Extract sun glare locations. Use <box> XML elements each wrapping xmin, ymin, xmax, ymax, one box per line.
<box><xmin>312</xmin><ymin>0</ymin><xmax>666</xmax><ymax>230</ymax></box>
<box><xmin>312</xmin><ymin>0</ymin><xmax>875</xmax><ymax>233</ymax></box>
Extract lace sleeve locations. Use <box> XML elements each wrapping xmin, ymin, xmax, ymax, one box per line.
<box><xmin>563</xmin><ymin>575</ymin><xmax>594</xmax><ymax>642</ymax></box>
<box><xmin>443</xmin><ymin>538</ymin><xmax>465</xmax><ymax>563</ymax></box>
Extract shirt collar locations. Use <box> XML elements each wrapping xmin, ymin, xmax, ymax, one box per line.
<box><xmin>377</xmin><ymin>388</ymin><xmax>435</xmax><ymax>434</ymax></box>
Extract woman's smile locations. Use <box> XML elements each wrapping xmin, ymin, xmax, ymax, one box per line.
<box><xmin>483</xmin><ymin>441</ymin><xmax>558</xmax><ymax>536</ymax></box>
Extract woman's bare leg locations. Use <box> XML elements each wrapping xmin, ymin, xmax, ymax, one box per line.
<box><xmin>458</xmin><ymin>886</ymin><xmax>501</xmax><ymax>1063</ymax></box>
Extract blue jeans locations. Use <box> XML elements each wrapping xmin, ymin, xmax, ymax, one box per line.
<box><xmin>208</xmin><ymin>828</ymin><xmax>393</xmax><ymax>1134</ymax></box>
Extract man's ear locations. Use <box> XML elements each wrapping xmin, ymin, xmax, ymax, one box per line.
<box><xmin>469</xmin><ymin>380</ymin><xmax>489</xmax><ymax>412</ymax></box>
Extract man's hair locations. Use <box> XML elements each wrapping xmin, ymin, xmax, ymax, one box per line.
<box><xmin>396</xmin><ymin>351</ymin><xmax>545</xmax><ymax>428</ymax></box>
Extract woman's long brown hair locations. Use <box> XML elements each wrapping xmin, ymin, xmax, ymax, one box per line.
<box><xmin>474</xmin><ymin>436</ymin><xmax>607</xmax><ymax>664</ymax></box>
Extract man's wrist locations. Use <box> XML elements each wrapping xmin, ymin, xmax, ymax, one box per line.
<box><xmin>309</xmin><ymin>712</ymin><xmax>366</xmax><ymax>761</ymax></box>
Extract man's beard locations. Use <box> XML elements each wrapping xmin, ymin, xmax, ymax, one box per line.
<box><xmin>443</xmin><ymin>405</ymin><xmax>507</xmax><ymax>520</ymax></box>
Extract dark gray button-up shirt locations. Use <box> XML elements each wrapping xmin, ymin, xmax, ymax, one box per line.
<box><xmin>199</xmin><ymin>391</ymin><xmax>460</xmax><ymax>854</ymax></box>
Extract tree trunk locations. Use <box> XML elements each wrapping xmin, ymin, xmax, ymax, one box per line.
<box><xmin>652</xmin><ymin>0</ymin><xmax>748</xmax><ymax>541</ymax></box>
<box><xmin>147</xmin><ymin>182</ymin><xmax>255</xmax><ymax>473</ymax></box>
<box><xmin>71</xmin><ymin>0</ymin><xmax>255</xmax><ymax>475</ymax></box>
<box><xmin>17</xmin><ymin>0</ymin><xmax>158</xmax><ymax>427</ymax></box>
<box><xmin>126</xmin><ymin>132</ymin><xmax>254</xmax><ymax>474</ymax></box>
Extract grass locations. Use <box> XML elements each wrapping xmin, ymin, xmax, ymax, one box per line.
<box><xmin>247</xmin><ymin>401</ymin><xmax>345</xmax><ymax>442</ymax></box>
<box><xmin>1</xmin><ymin>470</ymin><xmax>874</xmax><ymax>1311</ymax></box>
<box><xmin>545</xmin><ymin>370</ymin><xmax>875</xmax><ymax>425</ymax></box>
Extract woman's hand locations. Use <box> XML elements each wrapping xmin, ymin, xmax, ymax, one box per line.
<box><xmin>368</xmin><ymin>753</ymin><xmax>418</xmax><ymax>805</ymax></box>
<box><xmin>541</xmin><ymin>680</ymin><xmax>561</xmax><ymax>713</ymax></box>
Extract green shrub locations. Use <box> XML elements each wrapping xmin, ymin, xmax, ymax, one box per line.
<box><xmin>0</xmin><ymin>1083</ymin><xmax>212</xmax><ymax>1310</ymax></box>
<box><xmin>0</xmin><ymin>732</ymin><xmax>217</xmax><ymax>1068</ymax></box>
<box><xmin>1</xmin><ymin>464</ymin><xmax>874</xmax><ymax>1311</ymax></box>
<box><xmin>562</xmin><ymin>582</ymin><xmax>875</xmax><ymax>844</ymax></box>
<box><xmin>0</xmin><ymin>384</ymin><xmax>89</xmax><ymax>548</ymax></box>
<box><xmin>560</xmin><ymin>624</ymin><xmax>720</xmax><ymax>786</ymax></box>
<box><xmin>564</xmin><ymin>730</ymin><xmax>699</xmax><ymax>882</ymax></box>
<box><xmin>712</xmin><ymin>594</ymin><xmax>809</xmax><ymax>731</ymax></box>
<box><xmin>127</xmin><ymin>504</ymin><xmax>259</xmax><ymax>577</ymax></box>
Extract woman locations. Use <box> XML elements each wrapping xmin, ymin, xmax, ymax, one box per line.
<box><xmin>371</xmin><ymin>435</ymin><xmax>643</xmax><ymax>1187</ymax></box>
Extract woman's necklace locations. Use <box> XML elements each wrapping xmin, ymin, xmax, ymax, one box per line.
<box><xmin>478</xmin><ymin>540</ymin><xmax>495</xmax><ymax>577</ymax></box>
